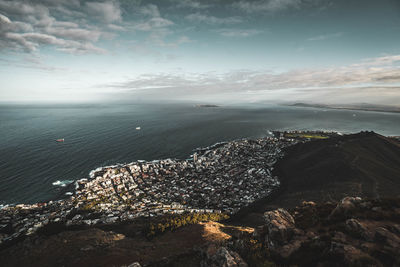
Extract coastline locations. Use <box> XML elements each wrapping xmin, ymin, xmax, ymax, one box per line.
<box><xmin>0</xmin><ymin>130</ymin><xmax>339</xmax><ymax>248</ymax></box>
<box><xmin>288</xmin><ymin>103</ymin><xmax>400</xmax><ymax>114</ymax></box>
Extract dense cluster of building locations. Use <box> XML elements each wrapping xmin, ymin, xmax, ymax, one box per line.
<box><xmin>0</xmin><ymin>133</ymin><xmax>304</xmax><ymax>246</ymax></box>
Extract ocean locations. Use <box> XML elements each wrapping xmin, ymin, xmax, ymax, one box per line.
<box><xmin>1</xmin><ymin>102</ymin><xmax>400</xmax><ymax>205</ymax></box>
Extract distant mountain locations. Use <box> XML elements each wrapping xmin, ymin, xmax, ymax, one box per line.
<box><xmin>289</xmin><ymin>102</ymin><xmax>400</xmax><ymax>113</ymax></box>
<box><xmin>195</xmin><ymin>104</ymin><xmax>220</xmax><ymax>108</ymax></box>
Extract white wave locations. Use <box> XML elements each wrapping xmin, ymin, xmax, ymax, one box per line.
<box><xmin>89</xmin><ymin>166</ymin><xmax>104</xmax><ymax>178</ymax></box>
<box><xmin>52</xmin><ymin>180</ymin><xmax>74</xmax><ymax>187</ymax></box>
<box><xmin>88</xmin><ymin>163</ymin><xmax>128</xmax><ymax>179</ymax></box>
<box><xmin>65</xmin><ymin>192</ymin><xmax>73</xmax><ymax>196</ymax></box>
<box><xmin>0</xmin><ymin>203</ymin><xmax>13</xmax><ymax>210</ymax></box>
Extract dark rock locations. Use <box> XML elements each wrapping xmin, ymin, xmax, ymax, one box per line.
<box><xmin>374</xmin><ymin>227</ymin><xmax>400</xmax><ymax>248</ymax></box>
<box><xmin>329</xmin><ymin>197</ymin><xmax>362</xmax><ymax>220</ymax></box>
<box><xmin>202</xmin><ymin>245</ymin><xmax>248</xmax><ymax>267</ymax></box>
<box><xmin>263</xmin><ymin>208</ymin><xmax>295</xmax><ymax>248</ymax></box>
<box><xmin>345</xmin><ymin>219</ymin><xmax>372</xmax><ymax>240</ymax></box>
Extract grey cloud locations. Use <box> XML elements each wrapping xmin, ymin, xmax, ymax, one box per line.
<box><xmin>185</xmin><ymin>13</ymin><xmax>242</xmax><ymax>25</ymax></box>
<box><xmin>0</xmin><ymin>1</ymin><xmax>112</xmax><ymax>54</ymax></box>
<box><xmin>131</xmin><ymin>4</ymin><xmax>175</xmax><ymax>38</ymax></box>
<box><xmin>140</xmin><ymin>4</ymin><xmax>161</xmax><ymax>18</ymax></box>
<box><xmin>35</xmin><ymin>0</ymin><xmax>81</xmax><ymax>8</ymax></box>
<box><xmin>233</xmin><ymin>0</ymin><xmax>301</xmax><ymax>13</ymax></box>
<box><xmin>127</xmin><ymin>3</ymin><xmax>179</xmax><ymax>47</ymax></box>
<box><xmin>57</xmin><ymin>42</ymin><xmax>106</xmax><ymax>54</ymax></box>
<box><xmin>134</xmin><ymin>17</ymin><xmax>174</xmax><ymax>31</ymax></box>
<box><xmin>4</xmin><ymin>31</ymin><xmax>106</xmax><ymax>54</ymax></box>
<box><xmin>0</xmin><ymin>0</ymin><xmax>183</xmax><ymax>54</ymax></box>
<box><xmin>353</xmin><ymin>55</ymin><xmax>400</xmax><ymax>67</ymax></box>
<box><xmin>375</xmin><ymin>75</ymin><xmax>400</xmax><ymax>82</ymax></box>
<box><xmin>215</xmin><ymin>28</ymin><xmax>263</xmax><ymax>37</ymax></box>
<box><xmin>0</xmin><ymin>0</ymin><xmax>40</xmax><ymax>16</ymax></box>
<box><xmin>53</xmin><ymin>21</ymin><xmax>79</xmax><ymax>28</ymax></box>
<box><xmin>233</xmin><ymin>0</ymin><xmax>328</xmax><ymax>14</ymax></box>
<box><xmin>173</xmin><ymin>0</ymin><xmax>211</xmax><ymax>9</ymax></box>
<box><xmin>3</xmin><ymin>32</ymin><xmax>36</xmax><ymax>52</ymax></box>
<box><xmin>308</xmin><ymin>32</ymin><xmax>343</xmax><ymax>41</ymax></box>
<box><xmin>155</xmin><ymin>35</ymin><xmax>193</xmax><ymax>48</ymax></box>
<box><xmin>0</xmin><ymin>13</ymin><xmax>11</xmax><ymax>24</ymax></box>
<box><xmin>85</xmin><ymin>1</ymin><xmax>122</xmax><ymax>23</ymax></box>
<box><xmin>101</xmin><ymin>55</ymin><xmax>400</xmax><ymax>103</ymax></box>
<box><xmin>107</xmin><ymin>23</ymin><xmax>125</xmax><ymax>31</ymax></box>
<box><xmin>46</xmin><ymin>27</ymin><xmax>103</xmax><ymax>42</ymax></box>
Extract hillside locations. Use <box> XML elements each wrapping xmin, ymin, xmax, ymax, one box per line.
<box><xmin>272</xmin><ymin>131</ymin><xmax>400</xmax><ymax>206</ymax></box>
<box><xmin>231</xmin><ymin>131</ymin><xmax>400</xmax><ymax>226</ymax></box>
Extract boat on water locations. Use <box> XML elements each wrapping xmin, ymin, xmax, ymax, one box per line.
<box><xmin>56</xmin><ymin>138</ymin><xmax>64</xmax><ymax>142</ymax></box>
<box><xmin>136</xmin><ymin>127</ymin><xmax>141</xmax><ymax>130</ymax></box>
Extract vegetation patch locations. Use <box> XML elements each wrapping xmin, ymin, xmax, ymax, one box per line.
<box><xmin>145</xmin><ymin>212</ymin><xmax>229</xmax><ymax>238</ymax></box>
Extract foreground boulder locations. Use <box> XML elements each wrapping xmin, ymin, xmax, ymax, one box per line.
<box><xmin>201</xmin><ymin>244</ymin><xmax>248</xmax><ymax>267</ymax></box>
<box><xmin>255</xmin><ymin>197</ymin><xmax>400</xmax><ymax>266</ymax></box>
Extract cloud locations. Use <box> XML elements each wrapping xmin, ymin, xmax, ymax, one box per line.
<box><xmin>135</xmin><ymin>17</ymin><xmax>174</xmax><ymax>31</ymax></box>
<box><xmin>185</xmin><ymin>13</ymin><xmax>242</xmax><ymax>25</ymax></box>
<box><xmin>140</xmin><ymin>3</ymin><xmax>161</xmax><ymax>18</ymax></box>
<box><xmin>0</xmin><ymin>13</ymin><xmax>11</xmax><ymax>24</ymax></box>
<box><xmin>233</xmin><ymin>0</ymin><xmax>328</xmax><ymax>14</ymax></box>
<box><xmin>233</xmin><ymin>0</ymin><xmax>301</xmax><ymax>13</ymax></box>
<box><xmin>125</xmin><ymin>3</ymin><xmax>184</xmax><ymax>48</ymax></box>
<box><xmin>215</xmin><ymin>28</ymin><xmax>263</xmax><ymax>37</ymax></box>
<box><xmin>46</xmin><ymin>27</ymin><xmax>103</xmax><ymax>42</ymax></box>
<box><xmin>131</xmin><ymin>4</ymin><xmax>174</xmax><ymax>32</ymax></box>
<box><xmin>85</xmin><ymin>1</ymin><xmax>122</xmax><ymax>23</ymax></box>
<box><xmin>0</xmin><ymin>0</ymin><xmax>114</xmax><ymax>54</ymax></box>
<box><xmin>100</xmin><ymin>54</ymin><xmax>400</xmax><ymax>104</ymax></box>
<box><xmin>172</xmin><ymin>0</ymin><xmax>211</xmax><ymax>9</ymax></box>
<box><xmin>3</xmin><ymin>31</ymin><xmax>106</xmax><ymax>54</ymax></box>
<box><xmin>353</xmin><ymin>55</ymin><xmax>400</xmax><ymax>67</ymax></box>
<box><xmin>0</xmin><ymin>0</ymin><xmax>41</xmax><ymax>16</ymax></box>
<box><xmin>308</xmin><ymin>32</ymin><xmax>343</xmax><ymax>41</ymax></box>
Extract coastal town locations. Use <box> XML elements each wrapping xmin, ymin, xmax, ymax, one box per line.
<box><xmin>0</xmin><ymin>131</ymin><xmax>337</xmax><ymax>246</ymax></box>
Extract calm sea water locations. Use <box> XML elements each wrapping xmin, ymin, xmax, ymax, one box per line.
<box><xmin>1</xmin><ymin>102</ymin><xmax>400</xmax><ymax>205</ymax></box>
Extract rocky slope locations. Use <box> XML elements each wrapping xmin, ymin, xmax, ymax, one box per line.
<box><xmin>231</xmin><ymin>131</ymin><xmax>400</xmax><ymax>227</ymax></box>
<box><xmin>255</xmin><ymin>197</ymin><xmax>400</xmax><ymax>266</ymax></box>
<box><xmin>1</xmin><ymin>196</ymin><xmax>399</xmax><ymax>266</ymax></box>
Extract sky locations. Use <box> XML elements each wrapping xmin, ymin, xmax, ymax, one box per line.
<box><xmin>0</xmin><ymin>0</ymin><xmax>400</xmax><ymax>104</ymax></box>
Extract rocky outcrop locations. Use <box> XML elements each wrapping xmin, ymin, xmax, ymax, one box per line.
<box><xmin>1</xmin><ymin>197</ymin><xmax>399</xmax><ymax>267</ymax></box>
<box><xmin>263</xmin><ymin>208</ymin><xmax>295</xmax><ymax>247</ymax></box>
<box><xmin>255</xmin><ymin>197</ymin><xmax>400</xmax><ymax>266</ymax></box>
<box><xmin>329</xmin><ymin>197</ymin><xmax>363</xmax><ymax>219</ymax></box>
<box><xmin>201</xmin><ymin>244</ymin><xmax>248</xmax><ymax>267</ymax></box>
<box><xmin>255</xmin><ymin>208</ymin><xmax>303</xmax><ymax>259</ymax></box>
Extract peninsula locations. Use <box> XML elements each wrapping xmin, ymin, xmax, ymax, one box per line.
<box><xmin>1</xmin><ymin>131</ymin><xmax>336</xmax><ymax>247</ymax></box>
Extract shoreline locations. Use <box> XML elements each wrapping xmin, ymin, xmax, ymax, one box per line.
<box><xmin>288</xmin><ymin>103</ymin><xmax>400</xmax><ymax>114</ymax></box>
<box><xmin>0</xmin><ymin>130</ymin><xmax>339</xmax><ymax>248</ymax></box>
<box><xmin>1</xmin><ymin>130</ymin><xmax>343</xmax><ymax>208</ymax></box>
